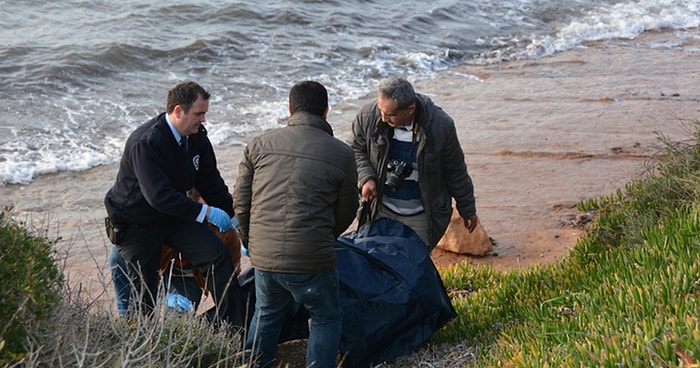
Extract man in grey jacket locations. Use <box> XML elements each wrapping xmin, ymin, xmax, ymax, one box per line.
<box><xmin>234</xmin><ymin>81</ymin><xmax>358</xmax><ymax>368</ymax></box>
<box><xmin>350</xmin><ymin>76</ymin><xmax>478</xmax><ymax>249</ymax></box>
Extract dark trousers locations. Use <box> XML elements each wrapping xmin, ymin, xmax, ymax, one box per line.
<box><xmin>115</xmin><ymin>220</ymin><xmax>243</xmax><ymax>327</ymax></box>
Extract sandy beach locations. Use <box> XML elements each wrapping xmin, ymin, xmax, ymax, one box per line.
<box><xmin>1</xmin><ymin>29</ymin><xmax>698</xmax><ymax>312</ymax></box>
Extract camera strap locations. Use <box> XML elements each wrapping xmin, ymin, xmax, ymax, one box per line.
<box><xmin>409</xmin><ymin>121</ymin><xmax>418</xmax><ymax>163</ymax></box>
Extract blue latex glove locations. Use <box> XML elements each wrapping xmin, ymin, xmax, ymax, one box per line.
<box><xmin>166</xmin><ymin>293</ymin><xmax>194</xmax><ymax>313</ymax></box>
<box><xmin>241</xmin><ymin>245</ymin><xmax>250</xmax><ymax>258</ymax></box>
<box><xmin>207</xmin><ymin>206</ymin><xmax>233</xmax><ymax>232</ymax></box>
<box><xmin>231</xmin><ymin>215</ymin><xmax>241</xmax><ymax>232</ymax></box>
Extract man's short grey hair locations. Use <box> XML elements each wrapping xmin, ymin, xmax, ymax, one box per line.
<box><xmin>378</xmin><ymin>77</ymin><xmax>416</xmax><ymax>109</ymax></box>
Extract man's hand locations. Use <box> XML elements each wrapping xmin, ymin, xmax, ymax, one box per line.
<box><xmin>361</xmin><ymin>179</ymin><xmax>378</xmax><ymax>202</ymax></box>
<box><xmin>463</xmin><ymin>214</ymin><xmax>479</xmax><ymax>233</ymax></box>
<box><xmin>206</xmin><ymin>206</ymin><xmax>233</xmax><ymax>232</ymax></box>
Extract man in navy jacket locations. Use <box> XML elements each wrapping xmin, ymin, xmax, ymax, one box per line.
<box><xmin>105</xmin><ymin>81</ymin><xmax>242</xmax><ymax>326</ymax></box>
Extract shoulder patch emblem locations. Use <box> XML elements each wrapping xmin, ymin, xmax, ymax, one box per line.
<box><xmin>192</xmin><ymin>154</ymin><xmax>200</xmax><ymax>171</ymax></box>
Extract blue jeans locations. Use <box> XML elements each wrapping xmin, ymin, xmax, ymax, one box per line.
<box><xmin>246</xmin><ymin>268</ymin><xmax>342</xmax><ymax>368</ymax></box>
<box><xmin>109</xmin><ymin>243</ymin><xmax>130</xmax><ymax>316</ymax></box>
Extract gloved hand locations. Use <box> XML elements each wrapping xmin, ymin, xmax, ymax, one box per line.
<box><xmin>166</xmin><ymin>293</ymin><xmax>194</xmax><ymax>313</ymax></box>
<box><xmin>231</xmin><ymin>215</ymin><xmax>241</xmax><ymax>232</ymax></box>
<box><xmin>207</xmin><ymin>206</ymin><xmax>233</xmax><ymax>232</ymax></box>
<box><xmin>241</xmin><ymin>245</ymin><xmax>250</xmax><ymax>258</ymax></box>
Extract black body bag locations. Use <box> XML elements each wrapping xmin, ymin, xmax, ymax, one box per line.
<box><xmin>335</xmin><ymin>218</ymin><xmax>457</xmax><ymax>367</ymax></box>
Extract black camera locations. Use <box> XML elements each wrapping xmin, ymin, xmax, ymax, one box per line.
<box><xmin>385</xmin><ymin>159</ymin><xmax>413</xmax><ymax>192</ymax></box>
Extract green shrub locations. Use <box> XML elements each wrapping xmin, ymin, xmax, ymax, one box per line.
<box><xmin>0</xmin><ymin>208</ymin><xmax>248</xmax><ymax>367</ymax></box>
<box><xmin>0</xmin><ymin>208</ymin><xmax>63</xmax><ymax>364</ymax></box>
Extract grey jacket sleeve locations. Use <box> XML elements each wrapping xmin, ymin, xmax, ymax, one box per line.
<box><xmin>440</xmin><ymin>117</ymin><xmax>476</xmax><ymax>217</ymax></box>
<box><xmin>350</xmin><ymin>104</ymin><xmax>379</xmax><ymax>188</ymax></box>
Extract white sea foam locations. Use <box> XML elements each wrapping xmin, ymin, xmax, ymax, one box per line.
<box><xmin>0</xmin><ymin>0</ymin><xmax>698</xmax><ymax>185</ymax></box>
<box><xmin>520</xmin><ymin>0</ymin><xmax>700</xmax><ymax>60</ymax></box>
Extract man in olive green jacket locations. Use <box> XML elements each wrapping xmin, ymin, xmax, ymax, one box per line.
<box><xmin>234</xmin><ymin>81</ymin><xmax>358</xmax><ymax>368</ymax></box>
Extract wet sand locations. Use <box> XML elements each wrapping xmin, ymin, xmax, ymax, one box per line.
<box><xmin>1</xmin><ymin>28</ymin><xmax>698</xmax><ymax>312</ymax></box>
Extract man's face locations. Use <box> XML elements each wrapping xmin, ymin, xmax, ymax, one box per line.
<box><xmin>377</xmin><ymin>93</ymin><xmax>415</xmax><ymax>128</ymax></box>
<box><xmin>174</xmin><ymin>96</ymin><xmax>208</xmax><ymax>136</ymax></box>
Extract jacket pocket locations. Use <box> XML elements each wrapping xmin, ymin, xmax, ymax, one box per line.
<box><xmin>104</xmin><ymin>217</ymin><xmax>123</xmax><ymax>244</ymax></box>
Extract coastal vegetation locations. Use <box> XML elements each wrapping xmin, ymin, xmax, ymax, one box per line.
<box><xmin>392</xmin><ymin>127</ymin><xmax>700</xmax><ymax>367</ymax></box>
<box><xmin>1</xmin><ymin>126</ymin><xmax>699</xmax><ymax>367</ymax></box>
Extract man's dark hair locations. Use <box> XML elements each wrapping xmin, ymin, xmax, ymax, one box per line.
<box><xmin>166</xmin><ymin>81</ymin><xmax>211</xmax><ymax>113</ymax></box>
<box><xmin>378</xmin><ymin>76</ymin><xmax>416</xmax><ymax>110</ymax></box>
<box><xmin>289</xmin><ymin>81</ymin><xmax>328</xmax><ymax>117</ymax></box>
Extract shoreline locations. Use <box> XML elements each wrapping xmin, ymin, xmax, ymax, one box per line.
<box><xmin>424</xmin><ymin>28</ymin><xmax>700</xmax><ymax>270</ymax></box>
<box><xmin>1</xmin><ymin>28</ymin><xmax>699</xmax><ymax>310</ymax></box>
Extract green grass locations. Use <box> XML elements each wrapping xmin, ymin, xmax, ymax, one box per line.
<box><xmin>427</xmin><ymin>127</ymin><xmax>700</xmax><ymax>367</ymax></box>
<box><xmin>3</xmin><ymin>126</ymin><xmax>700</xmax><ymax>367</ymax></box>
